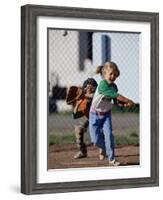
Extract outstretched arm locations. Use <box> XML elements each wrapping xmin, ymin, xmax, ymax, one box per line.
<box><xmin>117</xmin><ymin>95</ymin><xmax>135</xmax><ymax>108</ymax></box>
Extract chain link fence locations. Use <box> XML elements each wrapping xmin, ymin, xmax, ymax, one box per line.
<box><xmin>48</xmin><ymin>29</ymin><xmax>139</xmax><ymax>143</ymax></box>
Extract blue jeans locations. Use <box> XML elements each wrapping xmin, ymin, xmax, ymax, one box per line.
<box><xmin>89</xmin><ymin>111</ymin><xmax>115</xmax><ymax>161</ymax></box>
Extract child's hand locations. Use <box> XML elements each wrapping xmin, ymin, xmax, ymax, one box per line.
<box><xmin>124</xmin><ymin>100</ymin><xmax>135</xmax><ymax>108</ymax></box>
<box><xmin>117</xmin><ymin>101</ymin><xmax>124</xmax><ymax>107</ymax></box>
<box><xmin>117</xmin><ymin>95</ymin><xmax>135</xmax><ymax>108</ymax></box>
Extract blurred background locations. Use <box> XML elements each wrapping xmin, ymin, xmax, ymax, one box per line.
<box><xmin>48</xmin><ymin>29</ymin><xmax>140</xmax><ymax>146</ymax></box>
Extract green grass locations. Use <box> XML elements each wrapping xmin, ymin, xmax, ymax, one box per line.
<box><xmin>49</xmin><ymin>133</ymin><xmax>91</xmax><ymax>145</ymax></box>
<box><xmin>49</xmin><ymin>134</ymin><xmax>76</xmax><ymax>145</ymax></box>
<box><xmin>49</xmin><ymin>111</ymin><xmax>72</xmax><ymax>116</ymax></box>
<box><xmin>49</xmin><ymin>132</ymin><xmax>139</xmax><ymax>146</ymax></box>
<box><xmin>115</xmin><ymin>132</ymin><xmax>139</xmax><ymax>145</ymax></box>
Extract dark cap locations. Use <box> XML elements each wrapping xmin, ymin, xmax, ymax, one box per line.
<box><xmin>82</xmin><ymin>78</ymin><xmax>98</xmax><ymax>89</ymax></box>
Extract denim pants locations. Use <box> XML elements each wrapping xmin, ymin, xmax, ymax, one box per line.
<box><xmin>89</xmin><ymin>111</ymin><xmax>115</xmax><ymax>161</ymax></box>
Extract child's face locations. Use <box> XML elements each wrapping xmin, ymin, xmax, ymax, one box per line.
<box><xmin>85</xmin><ymin>84</ymin><xmax>96</xmax><ymax>94</ymax></box>
<box><xmin>104</xmin><ymin>68</ymin><xmax>118</xmax><ymax>84</ymax></box>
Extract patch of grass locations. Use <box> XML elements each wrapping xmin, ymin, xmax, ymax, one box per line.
<box><xmin>49</xmin><ymin>134</ymin><xmax>76</xmax><ymax>145</ymax></box>
<box><xmin>130</xmin><ymin>132</ymin><xmax>139</xmax><ymax>138</ymax></box>
<box><xmin>115</xmin><ymin>132</ymin><xmax>139</xmax><ymax>145</ymax></box>
<box><xmin>49</xmin><ymin>133</ymin><xmax>91</xmax><ymax>145</ymax></box>
<box><xmin>49</xmin><ymin>132</ymin><xmax>139</xmax><ymax>146</ymax></box>
<box><xmin>49</xmin><ymin>111</ymin><xmax>72</xmax><ymax>116</ymax></box>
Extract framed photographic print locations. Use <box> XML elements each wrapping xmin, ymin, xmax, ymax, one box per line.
<box><xmin>21</xmin><ymin>4</ymin><xmax>159</xmax><ymax>194</ymax></box>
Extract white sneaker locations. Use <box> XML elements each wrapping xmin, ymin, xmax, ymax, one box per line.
<box><xmin>73</xmin><ymin>151</ymin><xmax>87</xmax><ymax>159</ymax></box>
<box><xmin>109</xmin><ymin>159</ymin><xmax>120</xmax><ymax>166</ymax></box>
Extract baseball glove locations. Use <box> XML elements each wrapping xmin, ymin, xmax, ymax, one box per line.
<box><xmin>66</xmin><ymin>86</ymin><xmax>84</xmax><ymax>105</ymax></box>
<box><xmin>124</xmin><ymin>100</ymin><xmax>135</xmax><ymax>108</ymax></box>
<box><xmin>117</xmin><ymin>100</ymin><xmax>135</xmax><ymax>108</ymax></box>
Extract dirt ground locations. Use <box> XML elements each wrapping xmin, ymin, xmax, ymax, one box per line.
<box><xmin>48</xmin><ymin>144</ymin><xmax>139</xmax><ymax>169</ymax></box>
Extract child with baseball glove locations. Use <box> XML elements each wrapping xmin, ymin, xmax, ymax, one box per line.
<box><xmin>89</xmin><ymin>61</ymin><xmax>135</xmax><ymax>166</ymax></box>
<box><xmin>66</xmin><ymin>78</ymin><xmax>97</xmax><ymax>159</ymax></box>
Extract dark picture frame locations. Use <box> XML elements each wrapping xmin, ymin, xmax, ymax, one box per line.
<box><xmin>21</xmin><ymin>4</ymin><xmax>159</xmax><ymax>194</ymax></box>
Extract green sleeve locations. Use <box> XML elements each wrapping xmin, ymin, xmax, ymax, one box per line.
<box><xmin>98</xmin><ymin>80</ymin><xmax>119</xmax><ymax>98</ymax></box>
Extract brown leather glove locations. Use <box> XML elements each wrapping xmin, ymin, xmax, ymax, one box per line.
<box><xmin>66</xmin><ymin>86</ymin><xmax>84</xmax><ymax>105</ymax></box>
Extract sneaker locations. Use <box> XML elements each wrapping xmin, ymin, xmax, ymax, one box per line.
<box><xmin>99</xmin><ymin>148</ymin><xmax>106</xmax><ymax>160</ymax></box>
<box><xmin>109</xmin><ymin>159</ymin><xmax>120</xmax><ymax>166</ymax></box>
<box><xmin>73</xmin><ymin>151</ymin><xmax>87</xmax><ymax>159</ymax></box>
